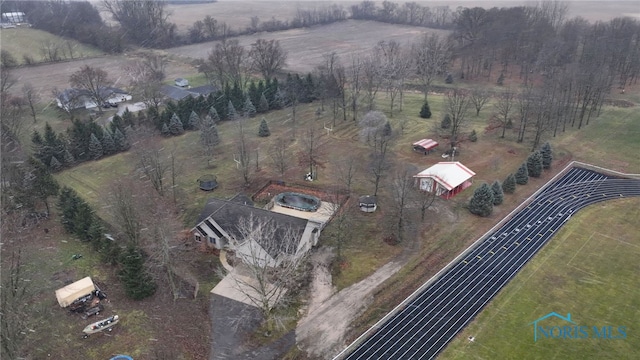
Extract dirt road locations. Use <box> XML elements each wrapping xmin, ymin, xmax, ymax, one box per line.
<box><xmin>296</xmin><ymin>248</ymin><xmax>404</xmax><ymax>359</ymax></box>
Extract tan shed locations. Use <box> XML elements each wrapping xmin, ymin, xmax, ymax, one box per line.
<box><xmin>55</xmin><ymin>277</ymin><xmax>95</xmax><ymax>307</ymax></box>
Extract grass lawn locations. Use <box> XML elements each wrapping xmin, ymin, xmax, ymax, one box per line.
<box><xmin>0</xmin><ymin>27</ymin><xmax>104</xmax><ymax>65</ymax></box>
<box><xmin>439</xmin><ymin>198</ymin><xmax>640</xmax><ymax>359</ymax></box>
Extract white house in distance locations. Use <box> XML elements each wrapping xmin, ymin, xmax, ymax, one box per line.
<box><xmin>56</xmin><ymin>87</ymin><xmax>132</xmax><ymax>111</ymax></box>
<box><xmin>414</xmin><ymin>161</ymin><xmax>476</xmax><ymax>199</ymax></box>
<box><xmin>191</xmin><ymin>194</ymin><xmax>334</xmax><ymax>268</ymax></box>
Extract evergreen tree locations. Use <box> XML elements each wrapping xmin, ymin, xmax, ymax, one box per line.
<box><xmin>248</xmin><ymin>80</ymin><xmax>260</xmax><ymax>107</ymax></box>
<box><xmin>73</xmin><ymin>201</ymin><xmax>94</xmax><ymax>240</ymax></box>
<box><xmin>87</xmin><ymin>221</ymin><xmax>104</xmax><ymax>251</ymax></box>
<box><xmin>258</xmin><ymin>93</ymin><xmax>269</xmax><ymax>113</ymax></box>
<box><xmin>382</xmin><ymin>121</ymin><xmax>392</xmax><ymax>137</ymax></box>
<box><xmin>101</xmin><ymin>129</ymin><xmax>116</xmax><ymax>155</ymax></box>
<box><xmin>208</xmin><ymin>106</ymin><xmax>220</xmax><ymax>123</ymax></box>
<box><xmin>469</xmin><ymin>183</ymin><xmax>494</xmax><ymax>217</ymax></box>
<box><xmin>502</xmin><ymin>173</ymin><xmax>516</xmax><ymax>194</ymax></box>
<box><xmin>118</xmin><ymin>246</ymin><xmax>156</xmax><ymax>300</ymax></box>
<box><xmin>63</xmin><ymin>149</ymin><xmax>76</xmax><ymax>167</ymax></box>
<box><xmin>469</xmin><ymin>129</ymin><xmax>478</xmax><ymax>142</ymax></box>
<box><xmin>50</xmin><ymin>156</ymin><xmax>62</xmax><ymax>172</ymax></box>
<box><xmin>113</xmin><ymin>128</ymin><xmax>129</xmax><ymax>151</ymax></box>
<box><xmin>258</xmin><ymin>117</ymin><xmax>270</xmax><ymax>137</ymax></box>
<box><xmin>121</xmin><ymin>108</ymin><xmax>135</xmax><ymax>128</ymax></box>
<box><xmin>200</xmin><ymin>115</ymin><xmax>220</xmax><ymax>156</ymax></box>
<box><xmin>527</xmin><ymin>151</ymin><xmax>543</xmax><ymax>178</ymax></box>
<box><xmin>491</xmin><ymin>180</ymin><xmax>504</xmax><ymax>205</ymax></box>
<box><xmin>441</xmin><ymin>114</ymin><xmax>451</xmax><ymax>129</ymax></box>
<box><xmin>110</xmin><ymin>114</ymin><xmax>124</xmax><ymax>133</ymax></box>
<box><xmin>188</xmin><ymin>110</ymin><xmax>200</xmax><ymax>130</ymax></box>
<box><xmin>541</xmin><ymin>142</ymin><xmax>553</xmax><ymax>169</ymax></box>
<box><xmin>515</xmin><ymin>163</ymin><xmax>529</xmax><ymax>185</ymax></box>
<box><xmin>420</xmin><ymin>100</ymin><xmax>432</xmax><ymax>118</ymax></box>
<box><xmin>227</xmin><ymin>100</ymin><xmax>238</xmax><ymax>120</ymax></box>
<box><xmin>243</xmin><ymin>96</ymin><xmax>256</xmax><ymax>117</ymax></box>
<box><xmin>58</xmin><ymin>187</ymin><xmax>81</xmax><ymax>233</ymax></box>
<box><xmin>31</xmin><ymin>130</ymin><xmax>46</xmax><ymax>163</ymax></box>
<box><xmin>26</xmin><ymin>157</ymin><xmax>60</xmax><ymax>215</ymax></box>
<box><xmin>168</xmin><ymin>113</ymin><xmax>184</xmax><ymax>135</ymax></box>
<box><xmin>445</xmin><ymin>73</ymin><xmax>453</xmax><ymax>84</ymax></box>
<box><xmin>272</xmin><ymin>87</ymin><xmax>285</xmax><ymax>109</ymax></box>
<box><xmin>161</xmin><ymin>123</ymin><xmax>170</xmax><ymax>136</ymax></box>
<box><xmin>89</xmin><ymin>133</ymin><xmax>104</xmax><ymax>160</ymax></box>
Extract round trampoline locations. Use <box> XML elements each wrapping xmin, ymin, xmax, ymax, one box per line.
<box><xmin>275</xmin><ymin>192</ymin><xmax>321</xmax><ymax>212</ymax></box>
<box><xmin>198</xmin><ymin>175</ymin><xmax>218</xmax><ymax>191</ymax></box>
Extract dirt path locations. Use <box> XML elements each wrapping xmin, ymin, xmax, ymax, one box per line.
<box><xmin>296</xmin><ymin>249</ymin><xmax>404</xmax><ymax>359</ymax></box>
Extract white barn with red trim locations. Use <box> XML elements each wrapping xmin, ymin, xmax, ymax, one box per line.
<box><xmin>414</xmin><ymin>162</ymin><xmax>476</xmax><ymax>199</ymax></box>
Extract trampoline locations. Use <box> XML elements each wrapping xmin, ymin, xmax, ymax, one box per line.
<box><xmin>275</xmin><ymin>192</ymin><xmax>321</xmax><ymax>212</ymax></box>
<box><xmin>198</xmin><ymin>175</ymin><xmax>218</xmax><ymax>191</ymax></box>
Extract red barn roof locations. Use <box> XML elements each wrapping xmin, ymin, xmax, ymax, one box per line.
<box><xmin>412</xmin><ymin>139</ymin><xmax>439</xmax><ymax>150</ymax></box>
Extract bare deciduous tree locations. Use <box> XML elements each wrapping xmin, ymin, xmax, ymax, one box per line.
<box><xmin>132</xmin><ymin>131</ymin><xmax>170</xmax><ymax>196</ymax></box>
<box><xmin>361</xmin><ymin>53</ymin><xmax>383</xmax><ymax>111</ymax></box>
<box><xmin>69</xmin><ymin>65</ymin><xmax>110</xmax><ymax>112</ymax></box>
<box><xmin>106</xmin><ymin>180</ymin><xmax>143</xmax><ymax>246</ymax></box>
<box><xmin>270</xmin><ymin>139</ymin><xmax>290</xmax><ymax>181</ymax></box>
<box><xmin>336</xmin><ymin>156</ymin><xmax>358</xmax><ymax>194</ymax></box>
<box><xmin>200</xmin><ymin>39</ymin><xmax>246</xmax><ymax>88</ymax></box>
<box><xmin>390</xmin><ymin>169</ymin><xmax>412</xmax><ymax>242</ymax></box>
<box><xmin>236</xmin><ymin>119</ymin><xmax>252</xmax><ymax>185</ymax></box>
<box><xmin>470</xmin><ymin>87</ymin><xmax>490</xmax><ymax>116</ymax></box>
<box><xmin>494</xmin><ymin>88</ymin><xmax>515</xmax><ymax>138</ymax></box>
<box><xmin>348</xmin><ymin>56</ymin><xmax>363</xmax><ymax>121</ymax></box>
<box><xmin>248</xmin><ymin>39</ymin><xmax>287</xmax><ymax>79</ymax></box>
<box><xmin>413</xmin><ymin>33</ymin><xmax>452</xmax><ymax>100</ymax></box>
<box><xmin>220</xmin><ymin>215</ymin><xmax>307</xmax><ymax>326</ymax></box>
<box><xmin>0</xmin><ymin>247</ymin><xmax>30</xmax><ymax>359</ymax></box>
<box><xmin>22</xmin><ymin>84</ymin><xmax>40</xmax><ymax>123</ymax></box>
<box><xmin>124</xmin><ymin>53</ymin><xmax>167</xmax><ymax>112</ymax></box>
<box><xmin>444</xmin><ymin>88</ymin><xmax>472</xmax><ymax>148</ymax></box>
<box><xmin>102</xmin><ymin>0</ymin><xmax>176</xmax><ymax>48</ymax></box>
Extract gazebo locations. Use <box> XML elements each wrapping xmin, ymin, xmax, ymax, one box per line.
<box><xmin>413</xmin><ymin>162</ymin><xmax>475</xmax><ymax>199</ymax></box>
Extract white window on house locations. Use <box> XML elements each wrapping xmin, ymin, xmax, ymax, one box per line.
<box><xmin>194</xmin><ymin>234</ymin><xmax>201</xmax><ymax>242</ymax></box>
<box><xmin>209</xmin><ymin>237</ymin><xmax>216</xmax><ymax>245</ymax></box>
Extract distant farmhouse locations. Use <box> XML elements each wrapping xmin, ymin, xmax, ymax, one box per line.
<box><xmin>56</xmin><ymin>87</ymin><xmax>131</xmax><ymax>111</ymax></box>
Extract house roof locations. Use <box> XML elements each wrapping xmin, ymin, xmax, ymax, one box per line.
<box><xmin>160</xmin><ymin>85</ymin><xmax>193</xmax><ymax>101</ymax></box>
<box><xmin>160</xmin><ymin>84</ymin><xmax>217</xmax><ymax>101</ymax></box>
<box><xmin>412</xmin><ymin>138</ymin><xmax>439</xmax><ymax>150</ymax></box>
<box><xmin>195</xmin><ymin>198</ymin><xmax>308</xmax><ymax>258</ymax></box>
<box><xmin>57</xmin><ymin>86</ymin><xmax>128</xmax><ymax>103</ymax></box>
<box><xmin>414</xmin><ymin>162</ymin><xmax>476</xmax><ymax>191</ymax></box>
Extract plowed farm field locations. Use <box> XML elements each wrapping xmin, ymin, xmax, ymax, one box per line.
<box><xmin>166</xmin><ymin>20</ymin><xmax>448</xmax><ymax>73</ymax></box>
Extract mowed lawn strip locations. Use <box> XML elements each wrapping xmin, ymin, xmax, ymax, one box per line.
<box><xmin>439</xmin><ymin>198</ymin><xmax>640</xmax><ymax>359</ymax></box>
